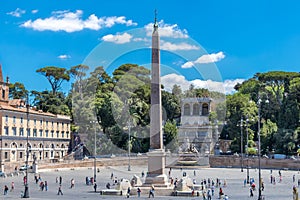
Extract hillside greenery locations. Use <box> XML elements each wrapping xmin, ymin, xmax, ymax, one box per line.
<box><xmin>9</xmin><ymin>65</ymin><xmax>300</xmax><ymax>155</ymax></box>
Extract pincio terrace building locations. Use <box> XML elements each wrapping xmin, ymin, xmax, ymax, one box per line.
<box><xmin>0</xmin><ymin>65</ymin><xmax>71</xmax><ymax>172</ymax></box>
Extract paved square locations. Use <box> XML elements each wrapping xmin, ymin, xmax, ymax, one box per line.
<box><xmin>0</xmin><ymin>165</ymin><xmax>297</xmax><ymax>199</ymax></box>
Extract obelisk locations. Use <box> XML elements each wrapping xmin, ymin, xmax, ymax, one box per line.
<box><xmin>144</xmin><ymin>11</ymin><xmax>168</xmax><ymax>186</ymax></box>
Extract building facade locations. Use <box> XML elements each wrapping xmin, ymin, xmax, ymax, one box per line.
<box><xmin>0</xmin><ymin>65</ymin><xmax>71</xmax><ymax>172</ymax></box>
<box><xmin>178</xmin><ymin>98</ymin><xmax>218</xmax><ymax>155</ymax></box>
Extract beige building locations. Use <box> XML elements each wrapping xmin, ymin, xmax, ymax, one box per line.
<box><xmin>0</xmin><ymin>65</ymin><xmax>71</xmax><ymax>172</ymax></box>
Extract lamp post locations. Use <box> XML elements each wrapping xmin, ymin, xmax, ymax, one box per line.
<box><xmin>23</xmin><ymin>95</ymin><xmax>30</xmax><ymax>198</ymax></box>
<box><xmin>246</xmin><ymin>116</ymin><xmax>250</xmax><ymax>184</ymax></box>
<box><xmin>90</xmin><ymin>120</ymin><xmax>97</xmax><ymax>183</ymax></box>
<box><xmin>257</xmin><ymin>95</ymin><xmax>269</xmax><ymax>200</ymax></box>
<box><xmin>127</xmin><ymin>120</ymin><xmax>132</xmax><ymax>171</ymax></box>
<box><xmin>240</xmin><ymin>117</ymin><xmax>244</xmax><ymax>172</ymax></box>
<box><xmin>237</xmin><ymin>117</ymin><xmax>244</xmax><ymax>172</ymax></box>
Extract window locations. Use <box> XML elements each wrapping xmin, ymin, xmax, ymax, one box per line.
<box><xmin>21</xmin><ymin>117</ymin><xmax>23</xmax><ymax>124</ymax></box>
<box><xmin>20</xmin><ymin>128</ymin><xmax>24</xmax><ymax>136</ymax></box>
<box><xmin>45</xmin><ymin>152</ymin><xmax>48</xmax><ymax>158</ymax></box>
<box><xmin>34</xmin><ymin>119</ymin><xmax>36</xmax><ymax>126</ymax></box>
<box><xmin>27</xmin><ymin>128</ymin><xmax>31</xmax><ymax>137</ymax></box>
<box><xmin>56</xmin><ymin>131</ymin><xmax>59</xmax><ymax>138</ymax></box>
<box><xmin>45</xmin><ymin>130</ymin><xmax>49</xmax><ymax>137</ymax></box>
<box><xmin>5</xmin><ymin>115</ymin><xmax>8</xmax><ymax>123</ymax></box>
<box><xmin>4</xmin><ymin>127</ymin><xmax>9</xmax><ymax>135</ymax></box>
<box><xmin>193</xmin><ymin>104</ymin><xmax>200</xmax><ymax>115</ymax></box>
<box><xmin>46</xmin><ymin>121</ymin><xmax>48</xmax><ymax>127</ymax></box>
<box><xmin>62</xmin><ymin>123</ymin><xmax>64</xmax><ymax>129</ymax></box>
<box><xmin>66</xmin><ymin>132</ymin><xmax>69</xmax><ymax>138</ymax></box>
<box><xmin>57</xmin><ymin>122</ymin><xmax>59</xmax><ymax>129</ymax></box>
<box><xmin>13</xmin><ymin>116</ymin><xmax>16</xmax><ymax>124</ymax></box>
<box><xmin>184</xmin><ymin>104</ymin><xmax>190</xmax><ymax>115</ymax></box>
<box><xmin>51</xmin><ymin>122</ymin><xmax>54</xmax><ymax>128</ymax></box>
<box><xmin>12</xmin><ymin>127</ymin><xmax>17</xmax><ymax>136</ymax></box>
<box><xmin>20</xmin><ymin>152</ymin><xmax>23</xmax><ymax>159</ymax></box>
<box><xmin>4</xmin><ymin>152</ymin><xmax>8</xmax><ymax>159</ymax></box>
<box><xmin>40</xmin><ymin>120</ymin><xmax>43</xmax><ymax>126</ymax></box>
<box><xmin>33</xmin><ymin>129</ymin><xmax>37</xmax><ymax>137</ymax></box>
<box><xmin>39</xmin><ymin>130</ymin><xmax>43</xmax><ymax>137</ymax></box>
<box><xmin>2</xmin><ymin>89</ymin><xmax>5</xmax><ymax>99</ymax></box>
<box><xmin>202</xmin><ymin>103</ymin><xmax>209</xmax><ymax>116</ymax></box>
<box><xmin>61</xmin><ymin>131</ymin><xmax>64</xmax><ymax>138</ymax></box>
<box><xmin>51</xmin><ymin>130</ymin><xmax>54</xmax><ymax>138</ymax></box>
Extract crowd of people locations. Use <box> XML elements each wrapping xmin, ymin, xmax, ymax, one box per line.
<box><xmin>1</xmin><ymin>168</ymin><xmax>300</xmax><ymax>199</ymax></box>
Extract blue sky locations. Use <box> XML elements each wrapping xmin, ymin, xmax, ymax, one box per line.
<box><xmin>1</xmin><ymin>1</ymin><xmax>300</xmax><ymax>94</ymax></box>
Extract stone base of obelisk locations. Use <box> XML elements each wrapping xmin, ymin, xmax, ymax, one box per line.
<box><xmin>144</xmin><ymin>149</ymin><xmax>169</xmax><ymax>187</ymax></box>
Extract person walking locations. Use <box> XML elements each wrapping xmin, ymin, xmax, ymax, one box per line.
<box><xmin>211</xmin><ymin>185</ymin><xmax>215</xmax><ymax>196</ymax></box>
<box><xmin>149</xmin><ymin>185</ymin><xmax>155</xmax><ymax>198</ymax></box>
<box><xmin>250</xmin><ymin>187</ymin><xmax>254</xmax><ymax>197</ymax></box>
<box><xmin>70</xmin><ymin>178</ymin><xmax>75</xmax><ymax>188</ymax></box>
<box><xmin>207</xmin><ymin>189</ymin><xmax>212</xmax><ymax>200</ymax></box>
<box><xmin>219</xmin><ymin>187</ymin><xmax>223</xmax><ymax>199</ymax></box>
<box><xmin>57</xmin><ymin>185</ymin><xmax>63</xmax><ymax>195</ymax></box>
<box><xmin>137</xmin><ymin>187</ymin><xmax>141</xmax><ymax>197</ymax></box>
<box><xmin>94</xmin><ymin>183</ymin><xmax>97</xmax><ymax>192</ymax></box>
<box><xmin>126</xmin><ymin>187</ymin><xmax>131</xmax><ymax>198</ymax></box>
<box><xmin>45</xmin><ymin>181</ymin><xmax>48</xmax><ymax>191</ymax></box>
<box><xmin>4</xmin><ymin>185</ymin><xmax>9</xmax><ymax>195</ymax></box>
<box><xmin>59</xmin><ymin>176</ymin><xmax>62</xmax><ymax>185</ymax></box>
<box><xmin>10</xmin><ymin>182</ymin><xmax>14</xmax><ymax>192</ymax></box>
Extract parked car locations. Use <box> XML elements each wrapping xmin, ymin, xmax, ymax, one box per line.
<box><xmin>19</xmin><ymin>165</ymin><xmax>32</xmax><ymax>171</ymax></box>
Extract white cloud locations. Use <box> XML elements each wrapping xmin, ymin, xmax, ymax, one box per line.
<box><xmin>223</xmin><ymin>79</ymin><xmax>245</xmax><ymax>94</ymax></box>
<box><xmin>181</xmin><ymin>51</ymin><xmax>225</xmax><ymax>68</ymax></box>
<box><xmin>161</xmin><ymin>73</ymin><xmax>244</xmax><ymax>94</ymax></box>
<box><xmin>133</xmin><ymin>37</ymin><xmax>149</xmax><ymax>42</ymax></box>
<box><xmin>101</xmin><ymin>32</ymin><xmax>132</xmax><ymax>44</ymax></box>
<box><xmin>145</xmin><ymin>20</ymin><xmax>188</xmax><ymax>38</ymax></box>
<box><xmin>7</xmin><ymin>8</ymin><xmax>26</xmax><ymax>17</ymax></box>
<box><xmin>21</xmin><ymin>10</ymin><xmax>137</xmax><ymax>32</ymax></box>
<box><xmin>181</xmin><ymin>61</ymin><xmax>194</xmax><ymax>69</ymax></box>
<box><xmin>57</xmin><ymin>54</ymin><xmax>71</xmax><ymax>60</ymax></box>
<box><xmin>161</xmin><ymin>74</ymin><xmax>191</xmax><ymax>93</ymax></box>
<box><xmin>160</xmin><ymin>41</ymin><xmax>199</xmax><ymax>51</ymax></box>
<box><xmin>31</xmin><ymin>10</ymin><xmax>38</xmax><ymax>14</ymax></box>
<box><xmin>195</xmin><ymin>51</ymin><xmax>225</xmax><ymax>64</ymax></box>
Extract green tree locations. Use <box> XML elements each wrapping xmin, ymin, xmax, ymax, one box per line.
<box><xmin>36</xmin><ymin>66</ymin><xmax>70</xmax><ymax>95</ymax></box>
<box><xmin>163</xmin><ymin>120</ymin><xmax>178</xmax><ymax>152</ymax></box>
<box><xmin>31</xmin><ymin>90</ymin><xmax>70</xmax><ymax>115</ymax></box>
<box><xmin>9</xmin><ymin>82</ymin><xmax>28</xmax><ymax>99</ymax></box>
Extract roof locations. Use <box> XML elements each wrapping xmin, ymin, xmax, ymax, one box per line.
<box><xmin>9</xmin><ymin>99</ymin><xmax>25</xmax><ymax>107</ymax></box>
<box><xmin>0</xmin><ymin>103</ymin><xmax>71</xmax><ymax>120</ymax></box>
<box><xmin>181</xmin><ymin>97</ymin><xmax>213</xmax><ymax>104</ymax></box>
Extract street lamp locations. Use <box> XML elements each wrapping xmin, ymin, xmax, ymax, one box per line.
<box><xmin>240</xmin><ymin>117</ymin><xmax>244</xmax><ymax>172</ymax></box>
<box><xmin>256</xmin><ymin>94</ymin><xmax>269</xmax><ymax>200</ymax></box>
<box><xmin>23</xmin><ymin>95</ymin><xmax>30</xmax><ymax>198</ymax></box>
<box><xmin>90</xmin><ymin>120</ymin><xmax>97</xmax><ymax>183</ymax></box>
<box><xmin>246</xmin><ymin>116</ymin><xmax>250</xmax><ymax>184</ymax></box>
<box><xmin>237</xmin><ymin>117</ymin><xmax>244</xmax><ymax>172</ymax></box>
<box><xmin>127</xmin><ymin>120</ymin><xmax>132</xmax><ymax>171</ymax></box>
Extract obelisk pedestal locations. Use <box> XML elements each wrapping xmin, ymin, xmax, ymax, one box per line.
<box><xmin>144</xmin><ymin>149</ymin><xmax>168</xmax><ymax>186</ymax></box>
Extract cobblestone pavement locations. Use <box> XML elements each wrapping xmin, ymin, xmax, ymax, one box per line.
<box><xmin>0</xmin><ymin>164</ymin><xmax>297</xmax><ymax>199</ymax></box>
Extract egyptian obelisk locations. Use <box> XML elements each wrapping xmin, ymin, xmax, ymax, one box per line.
<box><xmin>144</xmin><ymin>11</ymin><xmax>168</xmax><ymax>186</ymax></box>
